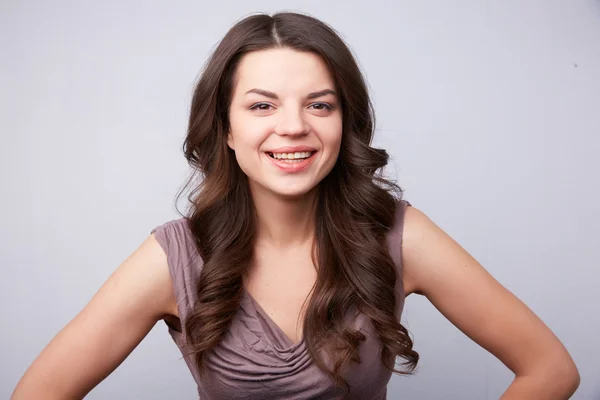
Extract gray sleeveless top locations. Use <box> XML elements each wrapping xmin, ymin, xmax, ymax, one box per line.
<box><xmin>151</xmin><ymin>200</ymin><xmax>411</xmax><ymax>399</ymax></box>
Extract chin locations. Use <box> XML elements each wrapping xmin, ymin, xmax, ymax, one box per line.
<box><xmin>264</xmin><ymin>181</ymin><xmax>319</xmax><ymax>200</ymax></box>
<box><xmin>247</xmin><ymin>172</ymin><xmax>325</xmax><ymax>201</ymax></box>
<box><xmin>273</xmin><ymin>186</ymin><xmax>316</xmax><ymax>199</ymax></box>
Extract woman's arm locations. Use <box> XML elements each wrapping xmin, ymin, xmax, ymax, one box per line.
<box><xmin>401</xmin><ymin>206</ymin><xmax>580</xmax><ymax>399</ymax></box>
<box><xmin>11</xmin><ymin>233</ymin><xmax>177</xmax><ymax>400</ymax></box>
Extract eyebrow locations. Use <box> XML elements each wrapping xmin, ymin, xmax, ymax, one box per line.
<box><xmin>244</xmin><ymin>88</ymin><xmax>337</xmax><ymax>100</ymax></box>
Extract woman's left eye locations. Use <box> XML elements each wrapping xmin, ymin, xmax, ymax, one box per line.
<box><xmin>309</xmin><ymin>103</ymin><xmax>333</xmax><ymax>111</ymax></box>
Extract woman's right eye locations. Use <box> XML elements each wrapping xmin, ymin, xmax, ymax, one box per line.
<box><xmin>249</xmin><ymin>103</ymin><xmax>274</xmax><ymax>111</ymax></box>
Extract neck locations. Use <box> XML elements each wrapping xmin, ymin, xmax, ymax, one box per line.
<box><xmin>251</xmin><ymin>184</ymin><xmax>318</xmax><ymax>248</ymax></box>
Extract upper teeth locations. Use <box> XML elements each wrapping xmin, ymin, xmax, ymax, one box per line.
<box><xmin>271</xmin><ymin>152</ymin><xmax>313</xmax><ymax>159</ymax></box>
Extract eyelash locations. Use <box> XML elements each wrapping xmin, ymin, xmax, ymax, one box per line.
<box><xmin>249</xmin><ymin>102</ymin><xmax>334</xmax><ymax>111</ymax></box>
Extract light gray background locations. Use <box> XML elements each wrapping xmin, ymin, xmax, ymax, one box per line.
<box><xmin>1</xmin><ymin>1</ymin><xmax>599</xmax><ymax>399</ymax></box>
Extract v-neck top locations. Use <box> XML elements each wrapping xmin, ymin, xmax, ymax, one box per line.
<box><xmin>150</xmin><ymin>200</ymin><xmax>411</xmax><ymax>399</ymax></box>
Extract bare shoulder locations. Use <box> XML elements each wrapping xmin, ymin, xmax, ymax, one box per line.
<box><xmin>400</xmin><ymin>204</ymin><xmax>488</xmax><ymax>297</ymax></box>
<box><xmin>400</xmin><ymin>203</ymin><xmax>520</xmax><ymax>300</ymax></box>
<box><xmin>400</xmin><ymin>205</ymin><xmax>433</xmax><ymax>296</ymax></box>
<box><xmin>127</xmin><ymin>232</ymin><xmax>179</xmax><ymax>318</ymax></box>
<box><xmin>86</xmin><ymin>232</ymin><xmax>178</xmax><ymax>320</ymax></box>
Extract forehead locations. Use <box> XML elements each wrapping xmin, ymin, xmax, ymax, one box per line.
<box><xmin>233</xmin><ymin>48</ymin><xmax>335</xmax><ymax>94</ymax></box>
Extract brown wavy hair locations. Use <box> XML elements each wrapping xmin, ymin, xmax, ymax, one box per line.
<box><xmin>176</xmin><ymin>11</ymin><xmax>419</xmax><ymax>392</ymax></box>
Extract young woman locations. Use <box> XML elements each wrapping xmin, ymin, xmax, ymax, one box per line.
<box><xmin>12</xmin><ymin>12</ymin><xmax>579</xmax><ymax>400</ymax></box>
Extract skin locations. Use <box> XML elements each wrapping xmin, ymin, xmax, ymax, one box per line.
<box><xmin>11</xmin><ymin>48</ymin><xmax>579</xmax><ymax>399</ymax></box>
<box><xmin>227</xmin><ymin>50</ymin><xmax>343</xmax><ymax>199</ymax></box>
<box><xmin>402</xmin><ymin>208</ymin><xmax>580</xmax><ymax>398</ymax></box>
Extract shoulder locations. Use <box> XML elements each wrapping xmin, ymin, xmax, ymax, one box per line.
<box><xmin>385</xmin><ymin>200</ymin><xmax>442</xmax><ymax>297</ymax></box>
<box><xmin>151</xmin><ymin>218</ymin><xmax>193</xmax><ymax>245</ymax></box>
<box><xmin>151</xmin><ymin>216</ymin><xmax>202</xmax><ymax>265</ymax></box>
<box><xmin>151</xmin><ymin>218</ymin><xmax>199</xmax><ymax>261</ymax></box>
<box><xmin>399</xmin><ymin>203</ymin><xmax>442</xmax><ymax>296</ymax></box>
<box><xmin>400</xmin><ymin>203</ymin><xmax>478</xmax><ymax>297</ymax></box>
<box><xmin>384</xmin><ymin>199</ymin><xmax>415</xmax><ymax>296</ymax></box>
<box><xmin>150</xmin><ymin>217</ymin><xmax>204</xmax><ymax>318</ymax></box>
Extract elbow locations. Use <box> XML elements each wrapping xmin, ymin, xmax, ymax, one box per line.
<box><xmin>563</xmin><ymin>364</ymin><xmax>581</xmax><ymax>397</ymax></box>
<box><xmin>555</xmin><ymin>355</ymin><xmax>580</xmax><ymax>396</ymax></box>
<box><xmin>537</xmin><ymin>356</ymin><xmax>581</xmax><ymax>398</ymax></box>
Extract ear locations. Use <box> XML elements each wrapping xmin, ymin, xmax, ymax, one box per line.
<box><xmin>226</xmin><ymin>131</ymin><xmax>235</xmax><ymax>150</ymax></box>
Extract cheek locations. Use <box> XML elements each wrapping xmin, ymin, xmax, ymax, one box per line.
<box><xmin>229</xmin><ymin>112</ymin><xmax>271</xmax><ymax>151</ymax></box>
<box><xmin>231</xmin><ymin>134</ymin><xmax>259</xmax><ymax>167</ymax></box>
<box><xmin>322</xmin><ymin>122</ymin><xmax>343</xmax><ymax>157</ymax></box>
<box><xmin>228</xmin><ymin>129</ymin><xmax>269</xmax><ymax>175</ymax></box>
<box><xmin>230</xmin><ymin>143</ymin><xmax>259</xmax><ymax>180</ymax></box>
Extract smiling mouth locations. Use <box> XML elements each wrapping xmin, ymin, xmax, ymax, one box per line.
<box><xmin>266</xmin><ymin>151</ymin><xmax>317</xmax><ymax>162</ymax></box>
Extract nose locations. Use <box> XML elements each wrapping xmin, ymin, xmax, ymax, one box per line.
<box><xmin>274</xmin><ymin>107</ymin><xmax>309</xmax><ymax>136</ymax></box>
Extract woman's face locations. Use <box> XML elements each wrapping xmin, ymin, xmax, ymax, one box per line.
<box><xmin>227</xmin><ymin>48</ymin><xmax>343</xmax><ymax>199</ymax></box>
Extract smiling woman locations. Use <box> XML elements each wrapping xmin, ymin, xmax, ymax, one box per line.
<box><xmin>11</xmin><ymin>10</ymin><xmax>579</xmax><ymax>400</ymax></box>
<box><xmin>173</xmin><ymin>13</ymin><xmax>419</xmax><ymax>398</ymax></box>
<box><xmin>227</xmin><ymin>48</ymin><xmax>342</xmax><ymax>197</ymax></box>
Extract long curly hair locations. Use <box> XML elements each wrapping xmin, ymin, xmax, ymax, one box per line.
<box><xmin>176</xmin><ymin>11</ymin><xmax>419</xmax><ymax>392</ymax></box>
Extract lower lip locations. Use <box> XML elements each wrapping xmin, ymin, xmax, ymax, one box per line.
<box><xmin>265</xmin><ymin>152</ymin><xmax>317</xmax><ymax>173</ymax></box>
